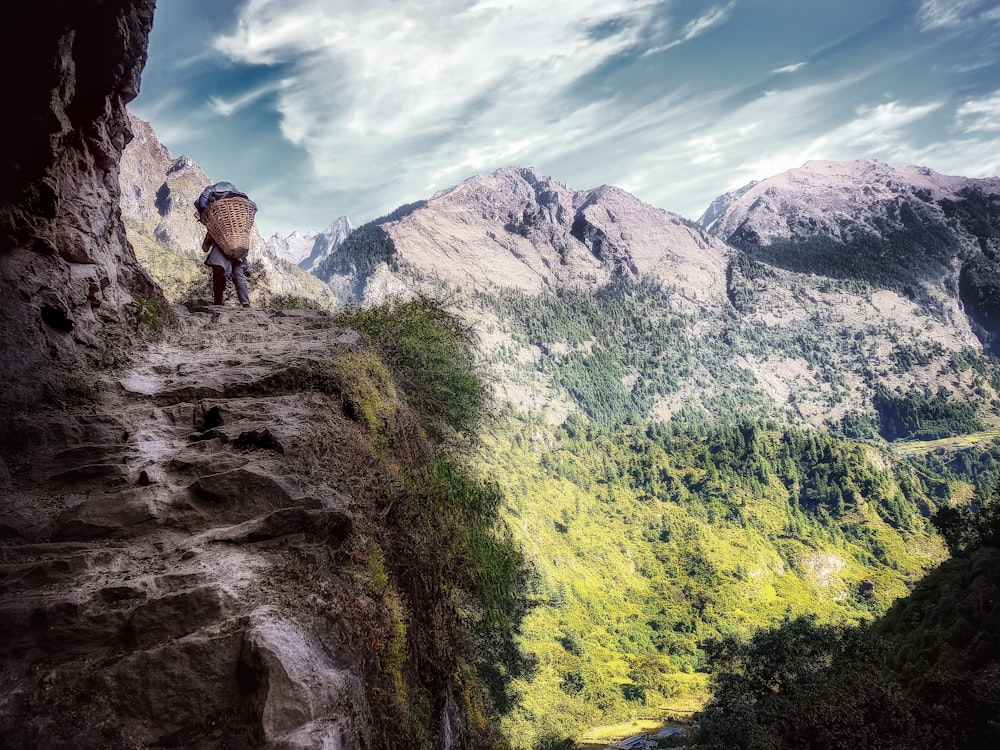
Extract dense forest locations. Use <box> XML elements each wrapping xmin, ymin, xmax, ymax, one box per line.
<box><xmin>424</xmin><ymin>272</ymin><xmax>1000</xmax><ymax>748</ymax></box>
<box><xmin>696</xmin><ymin>490</ymin><xmax>1000</xmax><ymax>749</ymax></box>
<box><xmin>476</xmin><ymin>411</ymin><xmax>994</xmax><ymax>748</ymax></box>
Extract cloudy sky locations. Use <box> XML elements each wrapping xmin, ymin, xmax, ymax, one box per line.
<box><xmin>132</xmin><ymin>0</ymin><xmax>1000</xmax><ymax>238</ymax></box>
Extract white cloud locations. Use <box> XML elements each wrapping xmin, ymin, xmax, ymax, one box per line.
<box><xmin>208</xmin><ymin>82</ymin><xmax>284</xmax><ymax>117</ymax></box>
<box><xmin>918</xmin><ymin>0</ymin><xmax>1000</xmax><ymax>31</ymax></box>
<box><xmin>772</xmin><ymin>61</ymin><xmax>807</xmax><ymax>74</ymax></box>
<box><xmin>957</xmin><ymin>90</ymin><xmax>1000</xmax><ymax>132</ymax></box>
<box><xmin>834</xmin><ymin>100</ymin><xmax>944</xmax><ymax>149</ymax></box>
<box><xmin>213</xmin><ymin>0</ymin><xmax>671</xmax><ymax>200</ymax></box>
<box><xmin>643</xmin><ymin>1</ymin><xmax>737</xmax><ymax>54</ymax></box>
<box><xmin>905</xmin><ymin>136</ymin><xmax>1000</xmax><ymax>179</ymax></box>
<box><xmin>593</xmin><ymin>75</ymin><xmax>951</xmax><ymax>218</ymax></box>
<box><xmin>678</xmin><ymin>1</ymin><xmax>736</xmax><ymax>41</ymax></box>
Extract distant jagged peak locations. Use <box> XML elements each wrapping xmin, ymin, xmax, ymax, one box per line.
<box><xmin>321</xmin><ymin>215</ymin><xmax>352</xmax><ymax>236</ymax></box>
<box><xmin>265</xmin><ymin>216</ymin><xmax>353</xmax><ymax>268</ymax></box>
<box><xmin>378</xmin><ymin>163</ymin><xmax>730</xmax><ymax>301</ymax></box>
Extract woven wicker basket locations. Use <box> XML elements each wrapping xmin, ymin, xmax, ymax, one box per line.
<box><xmin>200</xmin><ymin>197</ymin><xmax>257</xmax><ymax>259</ymax></box>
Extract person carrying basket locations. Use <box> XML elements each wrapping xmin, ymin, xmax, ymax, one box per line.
<box><xmin>195</xmin><ymin>182</ymin><xmax>258</xmax><ymax>307</ymax></box>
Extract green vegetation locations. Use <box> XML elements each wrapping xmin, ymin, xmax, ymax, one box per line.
<box><xmin>125</xmin><ymin>216</ymin><xmax>205</xmax><ymax>300</ymax></box>
<box><xmin>697</xmin><ymin>616</ymin><xmax>916</xmax><ymax>750</ymax></box>
<box><xmin>731</xmin><ymin>197</ymin><xmax>957</xmax><ymax>300</ymax></box>
<box><xmin>695</xmin><ymin>486</ymin><xmax>1000</xmax><ymax>750</ymax></box>
<box><xmin>358</xmin><ymin>273</ymin><xmax>1000</xmax><ymax>747</ymax></box>
<box><xmin>931</xmin><ymin>485</ymin><xmax>1000</xmax><ymax>556</ymax></box>
<box><xmin>337</xmin><ymin>297</ymin><xmax>489</xmax><ymax>440</ymax></box>
<box><xmin>128</xmin><ymin>293</ymin><xmax>167</xmax><ymax>335</ymax></box>
<box><xmin>874</xmin><ymin>385</ymin><xmax>983</xmax><ymax>441</ymax></box>
<box><xmin>487</xmin><ymin>413</ymin><xmax>952</xmax><ymax>748</ymax></box>
<box><xmin>328</xmin><ymin>299</ymin><xmax>528</xmax><ymax>748</ymax></box>
<box><xmin>321</xmin><ymin>350</ymin><xmax>400</xmax><ymax>452</ymax></box>
<box><xmin>266</xmin><ymin>292</ymin><xmax>330</xmax><ymax>312</ymax></box>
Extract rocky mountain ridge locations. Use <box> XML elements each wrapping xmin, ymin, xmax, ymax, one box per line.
<box><xmin>703</xmin><ymin>159</ymin><xmax>1000</xmax><ymax>352</ymax></box>
<box><xmin>355</xmin><ymin>166</ymin><xmax>730</xmax><ymax>310</ymax></box>
<box><xmin>306</xmin><ymin>161</ymin><xmax>996</xmax><ymax>429</ymax></box>
<box><xmin>701</xmin><ymin>159</ymin><xmax>1000</xmax><ymax>244</ymax></box>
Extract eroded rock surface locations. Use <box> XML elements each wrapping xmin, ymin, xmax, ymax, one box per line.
<box><xmin>0</xmin><ymin>306</ymin><xmax>381</xmax><ymax>748</ymax></box>
<box><xmin>1</xmin><ymin>1</ymin><xmax>158</xmax><ymax>407</ymax></box>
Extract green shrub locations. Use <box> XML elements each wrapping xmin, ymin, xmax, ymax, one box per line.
<box><xmin>337</xmin><ymin>297</ymin><xmax>489</xmax><ymax>439</ymax></box>
<box><xmin>129</xmin><ymin>293</ymin><xmax>167</xmax><ymax>335</ymax></box>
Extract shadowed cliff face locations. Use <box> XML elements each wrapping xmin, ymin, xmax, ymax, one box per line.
<box><xmin>0</xmin><ymin>1</ymin><xmax>157</xmax><ymax>408</ymax></box>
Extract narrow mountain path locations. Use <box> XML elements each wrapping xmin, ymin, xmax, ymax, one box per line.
<box><xmin>0</xmin><ymin>302</ymin><xmax>383</xmax><ymax>749</ymax></box>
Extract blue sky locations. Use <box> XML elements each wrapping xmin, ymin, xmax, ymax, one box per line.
<box><xmin>132</xmin><ymin>0</ymin><xmax>1000</xmax><ymax>238</ymax></box>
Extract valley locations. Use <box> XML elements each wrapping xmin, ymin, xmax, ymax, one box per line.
<box><xmin>5</xmin><ymin>4</ymin><xmax>998</xmax><ymax>748</ymax></box>
<box><xmin>117</xmin><ymin>122</ymin><xmax>1000</xmax><ymax>748</ymax></box>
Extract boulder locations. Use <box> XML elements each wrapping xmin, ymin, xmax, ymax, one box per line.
<box><xmin>0</xmin><ymin>595</ymin><xmax>128</xmax><ymax>659</ymax></box>
<box><xmin>49</xmin><ymin>488</ymin><xmax>154</xmax><ymax>540</ymax></box>
<box><xmin>0</xmin><ymin>554</ymin><xmax>92</xmax><ymax>594</ymax></box>
<box><xmin>200</xmin><ymin>507</ymin><xmax>352</xmax><ymax>545</ymax></box>
<box><xmin>89</xmin><ymin>630</ymin><xmax>246</xmax><ymax>745</ymax></box>
<box><xmin>240</xmin><ymin>608</ymin><xmax>372</xmax><ymax>748</ymax></box>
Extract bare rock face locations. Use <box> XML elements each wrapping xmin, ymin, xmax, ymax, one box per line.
<box><xmin>121</xmin><ymin>113</ymin><xmax>213</xmax><ymax>254</ymax></box>
<box><xmin>0</xmin><ymin>2</ymin><xmax>158</xmax><ymax>407</ymax></box>
<box><xmin>377</xmin><ymin>166</ymin><xmax>730</xmax><ymax>306</ymax></box>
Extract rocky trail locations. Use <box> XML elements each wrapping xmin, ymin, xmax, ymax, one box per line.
<box><xmin>0</xmin><ymin>303</ymin><xmax>385</xmax><ymax>749</ymax></box>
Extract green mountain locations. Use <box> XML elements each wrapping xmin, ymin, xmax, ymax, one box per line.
<box><xmin>311</xmin><ymin>162</ymin><xmax>1000</xmax><ymax>746</ymax></box>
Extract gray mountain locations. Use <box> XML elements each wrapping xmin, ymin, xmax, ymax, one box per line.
<box><xmin>317</xmin><ymin>165</ymin><xmax>730</xmax><ymax>308</ymax></box>
<box><xmin>266</xmin><ymin>216</ymin><xmax>352</xmax><ymax>272</ymax></box>
<box><xmin>702</xmin><ymin>159</ymin><xmax>1000</xmax><ymax>349</ymax></box>
<box><xmin>308</xmin><ymin>162</ymin><xmax>1000</xmax><ymax>430</ymax></box>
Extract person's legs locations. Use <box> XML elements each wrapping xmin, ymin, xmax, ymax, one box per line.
<box><xmin>231</xmin><ymin>260</ymin><xmax>250</xmax><ymax>307</ymax></box>
<box><xmin>211</xmin><ymin>265</ymin><xmax>227</xmax><ymax>304</ymax></box>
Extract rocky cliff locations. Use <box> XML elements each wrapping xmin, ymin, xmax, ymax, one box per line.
<box><xmin>1</xmin><ymin>6</ymin><xmax>515</xmax><ymax>749</ymax></box>
<box><xmin>0</xmin><ymin>1</ymin><xmax>157</xmax><ymax>408</ymax></box>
